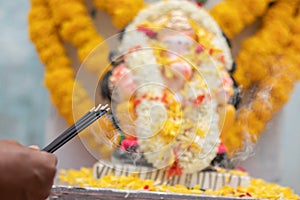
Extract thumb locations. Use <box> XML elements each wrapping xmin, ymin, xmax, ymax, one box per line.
<box><xmin>28</xmin><ymin>145</ymin><xmax>40</xmax><ymax>151</ymax></box>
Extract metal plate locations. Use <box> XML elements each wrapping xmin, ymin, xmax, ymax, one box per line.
<box><xmin>50</xmin><ymin>185</ymin><xmax>258</xmax><ymax>200</ymax></box>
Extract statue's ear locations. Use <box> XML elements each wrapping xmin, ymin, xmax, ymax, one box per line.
<box><xmin>222</xmin><ymin>31</ymin><xmax>231</xmax><ymax>48</ymax></box>
<box><xmin>229</xmin><ymin>74</ymin><xmax>241</xmax><ymax>108</ymax></box>
<box><xmin>118</xmin><ymin>26</ymin><xmax>127</xmax><ymax>41</ymax></box>
<box><xmin>100</xmin><ymin>70</ymin><xmax>113</xmax><ymax>101</ymax></box>
<box><xmin>229</xmin><ymin>61</ymin><xmax>236</xmax><ymax>74</ymax></box>
<box><xmin>110</xmin><ymin>50</ymin><xmax>124</xmax><ymax>67</ymax></box>
<box><xmin>222</xmin><ymin>31</ymin><xmax>236</xmax><ymax>74</ymax></box>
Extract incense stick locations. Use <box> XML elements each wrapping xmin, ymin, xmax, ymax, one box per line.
<box><xmin>43</xmin><ymin>104</ymin><xmax>110</xmax><ymax>153</ymax></box>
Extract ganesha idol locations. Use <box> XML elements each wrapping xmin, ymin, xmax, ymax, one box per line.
<box><xmin>99</xmin><ymin>1</ymin><xmax>240</xmax><ymax>176</ymax></box>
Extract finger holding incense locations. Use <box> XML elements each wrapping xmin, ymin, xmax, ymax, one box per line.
<box><xmin>28</xmin><ymin>145</ymin><xmax>40</xmax><ymax>150</ymax></box>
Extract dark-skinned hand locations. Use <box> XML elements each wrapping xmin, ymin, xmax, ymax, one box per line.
<box><xmin>0</xmin><ymin>139</ymin><xmax>57</xmax><ymax>200</ymax></box>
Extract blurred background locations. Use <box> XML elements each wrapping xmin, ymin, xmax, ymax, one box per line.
<box><xmin>0</xmin><ymin>0</ymin><xmax>299</xmax><ymax>194</ymax></box>
<box><xmin>0</xmin><ymin>1</ymin><xmax>47</xmax><ymax>146</ymax></box>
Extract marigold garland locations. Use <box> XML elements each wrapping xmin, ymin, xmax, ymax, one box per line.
<box><xmin>48</xmin><ymin>0</ymin><xmax>107</xmax><ymax>72</ymax></box>
<box><xmin>219</xmin><ymin>0</ymin><xmax>300</xmax><ymax>154</ymax></box>
<box><xmin>210</xmin><ymin>0</ymin><xmax>275</xmax><ymax>38</ymax></box>
<box><xmin>28</xmin><ymin>0</ymin><xmax>89</xmax><ymax>124</ymax></box>
<box><xmin>28</xmin><ymin>0</ymin><xmax>115</xmax><ymax>158</ymax></box>
<box><xmin>93</xmin><ymin>0</ymin><xmax>146</xmax><ymax>29</ymax></box>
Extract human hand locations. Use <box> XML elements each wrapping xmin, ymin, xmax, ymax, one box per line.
<box><xmin>0</xmin><ymin>139</ymin><xmax>57</xmax><ymax>200</ymax></box>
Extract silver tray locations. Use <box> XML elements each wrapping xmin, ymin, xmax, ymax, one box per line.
<box><xmin>50</xmin><ymin>185</ymin><xmax>257</xmax><ymax>200</ymax></box>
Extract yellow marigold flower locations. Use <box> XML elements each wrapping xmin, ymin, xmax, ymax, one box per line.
<box><xmin>71</xmin><ymin>29</ymin><xmax>97</xmax><ymax>47</ymax></box>
<box><xmin>251</xmin><ymin>99</ymin><xmax>273</xmax><ymax>122</ymax></box>
<box><xmin>33</xmin><ymin>35</ymin><xmax>58</xmax><ymax>51</ymax></box>
<box><xmin>290</xmin><ymin>34</ymin><xmax>300</xmax><ymax>51</ymax></box>
<box><xmin>39</xmin><ymin>49</ymin><xmax>56</xmax><ymax>65</ymax></box>
<box><xmin>281</xmin><ymin>68</ymin><xmax>298</xmax><ymax>85</ymax></box>
<box><xmin>263</xmin><ymin>21</ymin><xmax>291</xmax><ymax>46</ymax></box>
<box><xmin>221</xmin><ymin>122</ymin><xmax>245</xmax><ymax>155</ymax></box>
<box><xmin>232</xmin><ymin>1</ymin><xmax>256</xmax><ymax>24</ymax></box>
<box><xmin>29</xmin><ymin>21</ymin><xmax>55</xmax><ymax>39</ymax></box>
<box><xmin>28</xmin><ymin>6</ymin><xmax>50</xmax><ymax>22</ymax></box>
<box><xmin>45</xmin><ymin>68</ymin><xmax>75</xmax><ymax>81</ymax></box>
<box><xmin>60</xmin><ymin>18</ymin><xmax>92</xmax><ymax>39</ymax></box>
<box><xmin>263</xmin><ymin>3</ymin><xmax>299</xmax><ymax>40</ymax></box>
<box><xmin>292</xmin><ymin>16</ymin><xmax>300</xmax><ymax>34</ymax></box>
<box><xmin>241</xmin><ymin>0</ymin><xmax>270</xmax><ymax>16</ymax></box>
<box><xmin>271</xmin><ymin>85</ymin><xmax>292</xmax><ymax>105</ymax></box>
<box><xmin>29</xmin><ymin>0</ymin><xmax>46</xmax><ymax>6</ymax></box>
<box><xmin>233</xmin><ymin>72</ymin><xmax>252</xmax><ymax>89</ymax></box>
<box><xmin>263</xmin><ymin>1</ymin><xmax>298</xmax><ymax>24</ymax></box>
<box><xmin>77</xmin><ymin>39</ymin><xmax>104</xmax><ymax>64</ymax></box>
<box><xmin>211</xmin><ymin>0</ymin><xmax>271</xmax><ymax>38</ymax></box>
<box><xmin>39</xmin><ymin>44</ymin><xmax>66</xmax><ymax>65</ymax></box>
<box><xmin>240</xmin><ymin>37</ymin><xmax>264</xmax><ymax>53</ymax></box>
<box><xmin>245</xmin><ymin>62</ymin><xmax>268</xmax><ymax>83</ymax></box>
<box><xmin>51</xmin><ymin>0</ymin><xmax>83</xmax><ymax>5</ymax></box>
<box><xmin>210</xmin><ymin>2</ymin><xmax>243</xmax><ymax>38</ymax></box>
<box><xmin>51</xmin><ymin>3</ymin><xmax>86</xmax><ymax>23</ymax></box>
<box><xmin>95</xmin><ymin>0</ymin><xmax>145</xmax><ymax>29</ymax></box>
<box><xmin>93</xmin><ymin>0</ymin><xmax>106</xmax><ymax>10</ymax></box>
<box><xmin>47</xmin><ymin>57</ymin><xmax>71</xmax><ymax>71</ymax></box>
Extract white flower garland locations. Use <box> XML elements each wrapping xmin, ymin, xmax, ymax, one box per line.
<box><xmin>116</xmin><ymin>1</ymin><xmax>234</xmax><ymax>173</ymax></box>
